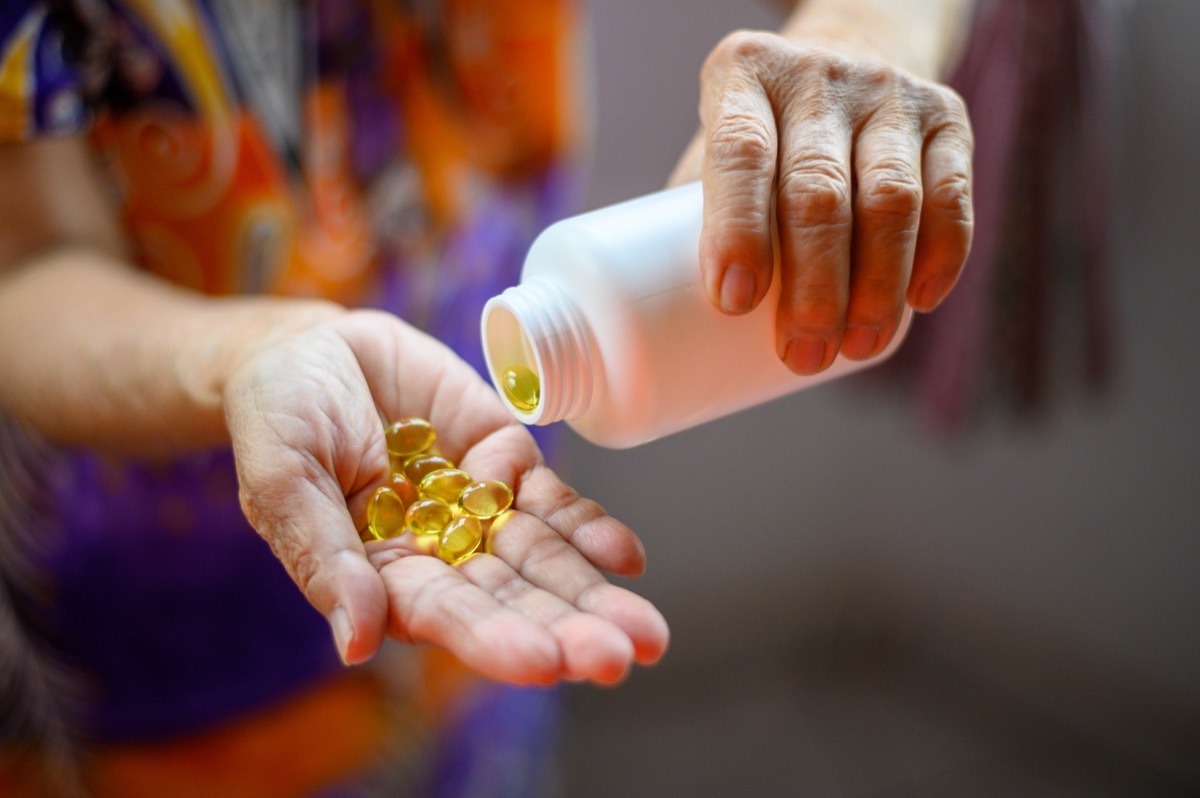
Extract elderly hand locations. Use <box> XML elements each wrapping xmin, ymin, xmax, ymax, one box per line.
<box><xmin>223</xmin><ymin>309</ymin><xmax>669</xmax><ymax>685</ymax></box>
<box><xmin>672</xmin><ymin>26</ymin><xmax>973</xmax><ymax>375</ymax></box>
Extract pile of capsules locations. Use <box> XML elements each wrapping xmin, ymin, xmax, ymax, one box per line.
<box><xmin>363</xmin><ymin>417</ymin><xmax>514</xmax><ymax>565</ymax></box>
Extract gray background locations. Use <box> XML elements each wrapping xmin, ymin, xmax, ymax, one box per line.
<box><xmin>561</xmin><ymin>0</ymin><xmax>1200</xmax><ymax>779</ymax></box>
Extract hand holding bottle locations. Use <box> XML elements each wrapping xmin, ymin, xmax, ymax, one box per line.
<box><xmin>670</xmin><ymin>1</ymin><xmax>975</xmax><ymax>375</ymax></box>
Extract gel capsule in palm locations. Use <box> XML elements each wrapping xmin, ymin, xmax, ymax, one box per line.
<box><xmin>406</xmin><ymin>497</ymin><xmax>454</xmax><ymax>537</ymax></box>
<box><xmin>366</xmin><ymin>486</ymin><xmax>407</xmax><ymax>540</ymax></box>
<box><xmin>458</xmin><ymin>480</ymin><xmax>513</xmax><ymax>519</ymax></box>
<box><xmin>419</xmin><ymin>468</ymin><xmax>473</xmax><ymax>504</ymax></box>
<box><xmin>386</xmin><ymin>417</ymin><xmax>436</xmax><ymax>458</ymax></box>
<box><xmin>438</xmin><ymin>516</ymin><xmax>483</xmax><ymax>564</ymax></box>
<box><xmin>387</xmin><ymin>472</ymin><xmax>419</xmax><ymax>508</ymax></box>
<box><xmin>404</xmin><ymin>454</ymin><xmax>454</xmax><ymax>484</ymax></box>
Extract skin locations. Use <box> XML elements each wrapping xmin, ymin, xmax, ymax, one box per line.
<box><xmin>0</xmin><ymin>0</ymin><xmax>973</xmax><ymax>688</ymax></box>
<box><xmin>673</xmin><ymin>0</ymin><xmax>976</xmax><ymax>374</ymax></box>
<box><xmin>0</xmin><ymin>138</ymin><xmax>667</xmax><ymax>686</ymax></box>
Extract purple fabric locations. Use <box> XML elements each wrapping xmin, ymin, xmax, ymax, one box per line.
<box><xmin>3</xmin><ymin>1</ymin><xmax>578</xmax><ymax>760</ymax></box>
<box><xmin>876</xmin><ymin>0</ymin><xmax>1121</xmax><ymax>434</ymax></box>
<box><xmin>425</xmin><ymin>685</ymin><xmax>563</xmax><ymax>798</ymax></box>
<box><xmin>39</xmin><ymin>449</ymin><xmax>340</xmax><ymax>741</ymax></box>
<box><xmin>30</xmin><ymin>14</ymin><xmax>90</xmax><ymax>134</ymax></box>
<box><xmin>914</xmin><ymin>0</ymin><xmax>1033</xmax><ymax>429</ymax></box>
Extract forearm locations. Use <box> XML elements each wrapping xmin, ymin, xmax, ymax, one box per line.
<box><xmin>0</xmin><ymin>247</ymin><xmax>342</xmax><ymax>455</ymax></box>
<box><xmin>781</xmin><ymin>0</ymin><xmax>974</xmax><ymax>80</ymax></box>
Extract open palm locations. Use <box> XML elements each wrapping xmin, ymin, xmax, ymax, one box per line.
<box><xmin>222</xmin><ymin>308</ymin><xmax>668</xmax><ymax>686</ymax></box>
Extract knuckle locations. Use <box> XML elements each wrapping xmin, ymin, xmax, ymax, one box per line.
<box><xmin>777</xmin><ymin>163</ymin><xmax>851</xmax><ymax>228</ymax></box>
<box><xmin>290</xmin><ymin>547</ymin><xmax>322</xmax><ymax>594</ymax></box>
<box><xmin>927</xmin><ymin>172</ymin><xmax>974</xmax><ymax>225</ymax></box>
<box><xmin>858</xmin><ymin>165</ymin><xmax>923</xmax><ymax>220</ymax></box>
<box><xmin>926</xmin><ymin>91</ymin><xmax>974</xmax><ymax>143</ymax></box>
<box><xmin>706</xmin><ymin>115</ymin><xmax>775</xmax><ymax>174</ymax></box>
<box><xmin>934</xmin><ymin>115</ymin><xmax>974</xmax><ymax>152</ymax></box>
<box><xmin>933</xmin><ymin>83</ymin><xmax>970</xmax><ymax>118</ymax></box>
<box><xmin>712</xmin><ymin>29</ymin><xmax>777</xmax><ymax>66</ymax></box>
<box><xmin>795</xmin><ymin>47</ymin><xmax>854</xmax><ymax>84</ymax></box>
<box><xmin>856</xmin><ymin>59</ymin><xmax>899</xmax><ymax>92</ymax></box>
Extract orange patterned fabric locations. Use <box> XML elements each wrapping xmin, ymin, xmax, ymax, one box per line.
<box><xmin>1</xmin><ymin>2</ymin><xmax>582</xmax><ymax>795</ymax></box>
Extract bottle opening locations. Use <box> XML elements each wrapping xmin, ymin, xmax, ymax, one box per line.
<box><xmin>482</xmin><ymin>301</ymin><xmax>546</xmax><ymax>424</ymax></box>
<box><xmin>481</xmin><ymin>279</ymin><xmax>594</xmax><ymax>428</ymax></box>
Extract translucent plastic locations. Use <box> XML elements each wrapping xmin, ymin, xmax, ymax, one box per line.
<box><xmin>481</xmin><ymin>182</ymin><xmax>911</xmax><ymax>449</ymax></box>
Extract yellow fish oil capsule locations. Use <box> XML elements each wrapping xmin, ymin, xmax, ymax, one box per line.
<box><xmin>458</xmin><ymin>480</ymin><xmax>513</xmax><ymax>519</ymax></box>
<box><xmin>419</xmin><ymin>468</ymin><xmax>473</xmax><ymax>505</ymax></box>
<box><xmin>438</xmin><ymin>516</ymin><xmax>483</xmax><ymax>564</ymax></box>
<box><xmin>366</xmin><ymin>486</ymin><xmax>407</xmax><ymax>540</ymax></box>
<box><xmin>501</xmin><ymin>365</ymin><xmax>539</xmax><ymax>413</ymax></box>
<box><xmin>405</xmin><ymin>497</ymin><xmax>454</xmax><ymax>537</ymax></box>
<box><xmin>386</xmin><ymin>417</ymin><xmax>436</xmax><ymax>458</ymax></box>
<box><xmin>386</xmin><ymin>472</ymin><xmax>420</xmax><ymax>509</ymax></box>
<box><xmin>403</xmin><ymin>453</ymin><xmax>454</xmax><ymax>484</ymax></box>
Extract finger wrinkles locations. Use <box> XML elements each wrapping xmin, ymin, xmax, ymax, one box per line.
<box><xmin>857</xmin><ymin>162</ymin><xmax>923</xmax><ymax>221</ymax></box>
<box><xmin>704</xmin><ymin>113</ymin><xmax>775</xmax><ymax>175</ymax></box>
<box><xmin>850</xmin><ymin>274</ymin><xmax>907</xmax><ymax>313</ymax></box>
<box><xmin>776</xmin><ymin>160</ymin><xmax>852</xmax><ymax>231</ymax></box>
<box><xmin>398</xmin><ymin>565</ymin><xmax>562</xmax><ymax>682</ymax></box>
<box><xmin>509</xmin><ymin>468</ymin><xmax>644</xmax><ymax>575</ymax></box>
<box><xmin>920</xmin><ymin>85</ymin><xmax>971</xmax><ymax>129</ymax></box>
<box><xmin>574</xmin><ymin>583</ymin><xmax>667</xmax><ymax>663</ymax></box>
<box><xmin>781</xmin><ymin>286</ymin><xmax>847</xmax><ymax>334</ymax></box>
<box><xmin>924</xmin><ymin>172</ymin><xmax>973</xmax><ymax>225</ymax></box>
<box><xmin>398</xmin><ymin>565</ymin><xmax>472</xmax><ymax>643</ymax></box>
<box><xmin>485</xmin><ymin>564</ymin><xmax>542</xmax><ymax>608</ymax></box>
<box><xmin>520</xmin><ymin>534</ymin><xmax>593</xmax><ymax>594</ymax></box>
<box><xmin>460</xmin><ymin>555</ymin><xmax>589</xmax><ymax>632</ymax></box>
<box><xmin>288</xmin><ymin>544</ymin><xmax>323</xmax><ymax>595</ymax></box>
<box><xmin>533</xmin><ymin>476</ymin><xmax>609</xmax><ymax>542</ymax></box>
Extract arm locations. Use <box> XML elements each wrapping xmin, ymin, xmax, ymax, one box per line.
<box><xmin>0</xmin><ymin>137</ymin><xmax>339</xmax><ymax>455</ymax></box>
<box><xmin>672</xmin><ymin>0</ymin><xmax>975</xmax><ymax>374</ymax></box>
<box><xmin>0</xmin><ymin>136</ymin><xmax>668</xmax><ymax>683</ymax></box>
<box><xmin>776</xmin><ymin>0</ymin><xmax>971</xmax><ymax>79</ymax></box>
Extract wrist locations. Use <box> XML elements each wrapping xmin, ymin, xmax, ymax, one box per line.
<box><xmin>0</xmin><ymin>246</ymin><xmax>348</xmax><ymax>454</ymax></box>
<box><xmin>192</xmin><ymin>296</ymin><xmax>347</xmax><ymax>427</ymax></box>
<box><xmin>781</xmin><ymin>0</ymin><xmax>972</xmax><ymax>81</ymax></box>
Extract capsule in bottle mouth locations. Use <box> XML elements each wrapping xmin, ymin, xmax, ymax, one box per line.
<box><xmin>482</xmin><ymin>298</ymin><xmax>544</xmax><ymax>423</ymax></box>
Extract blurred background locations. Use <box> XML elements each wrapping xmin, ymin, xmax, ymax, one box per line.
<box><xmin>557</xmin><ymin>1</ymin><xmax>1200</xmax><ymax>795</ymax></box>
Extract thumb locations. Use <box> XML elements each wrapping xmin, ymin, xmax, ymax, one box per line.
<box><xmin>237</xmin><ymin>463</ymin><xmax>390</xmax><ymax>664</ymax></box>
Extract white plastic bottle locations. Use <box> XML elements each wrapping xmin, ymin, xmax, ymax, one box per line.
<box><xmin>480</xmin><ymin>182</ymin><xmax>911</xmax><ymax>449</ymax></box>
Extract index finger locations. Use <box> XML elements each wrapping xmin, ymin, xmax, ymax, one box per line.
<box><xmin>699</xmin><ymin>34</ymin><xmax>779</xmax><ymax>317</ymax></box>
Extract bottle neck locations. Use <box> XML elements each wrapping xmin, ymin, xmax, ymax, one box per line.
<box><xmin>481</xmin><ymin>277</ymin><xmax>594</xmax><ymax>426</ymax></box>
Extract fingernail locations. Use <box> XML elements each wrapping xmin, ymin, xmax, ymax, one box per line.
<box><xmin>842</xmin><ymin>326</ymin><xmax>879</xmax><ymax>360</ymax></box>
<box><xmin>719</xmin><ymin>263</ymin><xmax>756</xmax><ymax>314</ymax></box>
<box><xmin>915</xmin><ymin>277</ymin><xmax>949</xmax><ymax>310</ymax></box>
<box><xmin>783</xmin><ymin>336</ymin><xmax>828</xmax><ymax>375</ymax></box>
<box><xmin>330</xmin><ymin>606</ymin><xmax>354</xmax><ymax>665</ymax></box>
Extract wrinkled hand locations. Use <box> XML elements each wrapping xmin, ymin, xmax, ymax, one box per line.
<box><xmin>673</xmin><ymin>31</ymin><xmax>974</xmax><ymax>375</ymax></box>
<box><xmin>223</xmin><ymin>308</ymin><xmax>668</xmax><ymax>685</ymax></box>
